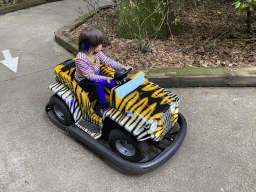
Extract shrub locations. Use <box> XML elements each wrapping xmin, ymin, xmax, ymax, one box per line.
<box><xmin>115</xmin><ymin>0</ymin><xmax>181</xmax><ymax>40</ymax></box>
<box><xmin>235</xmin><ymin>0</ymin><xmax>256</xmax><ymax>31</ymax></box>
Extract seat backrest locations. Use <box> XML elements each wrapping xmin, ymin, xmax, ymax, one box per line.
<box><xmin>61</xmin><ymin>59</ymin><xmax>76</xmax><ymax>72</ymax></box>
<box><xmin>71</xmin><ymin>68</ymin><xmax>76</xmax><ymax>79</ymax></box>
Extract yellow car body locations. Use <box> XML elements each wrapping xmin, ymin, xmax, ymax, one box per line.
<box><xmin>49</xmin><ymin>59</ymin><xmax>180</xmax><ymax>142</ymax></box>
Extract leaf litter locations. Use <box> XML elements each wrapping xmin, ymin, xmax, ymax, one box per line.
<box><xmin>72</xmin><ymin>1</ymin><xmax>256</xmax><ymax>69</ymax></box>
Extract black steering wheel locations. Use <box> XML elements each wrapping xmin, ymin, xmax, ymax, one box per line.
<box><xmin>111</xmin><ymin>68</ymin><xmax>132</xmax><ymax>83</ymax></box>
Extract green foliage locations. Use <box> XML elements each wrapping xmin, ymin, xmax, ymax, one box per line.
<box><xmin>235</xmin><ymin>0</ymin><xmax>256</xmax><ymax>15</ymax></box>
<box><xmin>115</xmin><ymin>0</ymin><xmax>181</xmax><ymax>40</ymax></box>
<box><xmin>0</xmin><ymin>0</ymin><xmax>25</xmax><ymax>5</ymax></box>
<box><xmin>208</xmin><ymin>39</ymin><xmax>218</xmax><ymax>48</ymax></box>
<box><xmin>235</xmin><ymin>0</ymin><xmax>256</xmax><ymax>31</ymax></box>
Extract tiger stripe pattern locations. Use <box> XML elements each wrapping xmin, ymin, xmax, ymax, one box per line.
<box><xmin>50</xmin><ymin>60</ymin><xmax>180</xmax><ymax>142</ymax></box>
<box><xmin>100</xmin><ymin>64</ymin><xmax>115</xmax><ymax>78</ymax></box>
<box><xmin>107</xmin><ymin>72</ymin><xmax>180</xmax><ymax>142</ymax></box>
<box><xmin>52</xmin><ymin>64</ymin><xmax>102</xmax><ymax>127</ymax></box>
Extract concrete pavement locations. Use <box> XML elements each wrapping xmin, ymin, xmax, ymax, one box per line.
<box><xmin>0</xmin><ymin>1</ymin><xmax>256</xmax><ymax>192</ymax></box>
<box><xmin>0</xmin><ymin>0</ymin><xmax>61</xmax><ymax>15</ymax></box>
<box><xmin>0</xmin><ymin>0</ymin><xmax>112</xmax><ymax>82</ymax></box>
<box><xmin>1</xmin><ymin>80</ymin><xmax>256</xmax><ymax>191</ymax></box>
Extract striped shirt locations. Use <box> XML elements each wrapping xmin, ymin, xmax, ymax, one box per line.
<box><xmin>75</xmin><ymin>51</ymin><xmax>124</xmax><ymax>83</ymax></box>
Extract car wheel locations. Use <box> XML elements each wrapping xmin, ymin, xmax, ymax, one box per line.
<box><xmin>108</xmin><ymin>129</ymin><xmax>149</xmax><ymax>162</ymax></box>
<box><xmin>49</xmin><ymin>95</ymin><xmax>74</xmax><ymax>126</ymax></box>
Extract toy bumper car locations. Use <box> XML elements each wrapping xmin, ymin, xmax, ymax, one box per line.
<box><xmin>45</xmin><ymin>59</ymin><xmax>187</xmax><ymax>174</ymax></box>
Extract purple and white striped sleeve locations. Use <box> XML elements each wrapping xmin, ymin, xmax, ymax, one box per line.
<box><xmin>96</xmin><ymin>51</ymin><xmax>124</xmax><ymax>70</ymax></box>
<box><xmin>76</xmin><ymin>55</ymin><xmax>106</xmax><ymax>83</ymax></box>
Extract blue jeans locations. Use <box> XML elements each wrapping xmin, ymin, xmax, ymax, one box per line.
<box><xmin>79</xmin><ymin>77</ymin><xmax>117</xmax><ymax>109</ymax></box>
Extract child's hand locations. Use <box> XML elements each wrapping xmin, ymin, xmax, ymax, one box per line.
<box><xmin>105</xmin><ymin>77</ymin><xmax>113</xmax><ymax>83</ymax></box>
<box><xmin>124</xmin><ymin>66</ymin><xmax>133</xmax><ymax>71</ymax></box>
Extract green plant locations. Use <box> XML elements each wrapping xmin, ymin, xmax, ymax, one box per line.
<box><xmin>0</xmin><ymin>0</ymin><xmax>23</xmax><ymax>5</ymax></box>
<box><xmin>80</xmin><ymin>0</ymin><xmax>111</xmax><ymax>45</ymax></box>
<box><xmin>209</xmin><ymin>39</ymin><xmax>218</xmax><ymax>48</ymax></box>
<box><xmin>194</xmin><ymin>39</ymin><xmax>200</xmax><ymax>47</ymax></box>
<box><xmin>235</xmin><ymin>0</ymin><xmax>256</xmax><ymax>31</ymax></box>
<box><xmin>115</xmin><ymin>0</ymin><xmax>181</xmax><ymax>52</ymax></box>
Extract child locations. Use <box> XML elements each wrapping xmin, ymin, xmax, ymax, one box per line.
<box><xmin>75</xmin><ymin>27</ymin><xmax>131</xmax><ymax>115</ymax></box>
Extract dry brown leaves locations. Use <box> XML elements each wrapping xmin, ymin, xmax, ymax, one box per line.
<box><xmin>72</xmin><ymin>1</ymin><xmax>256</xmax><ymax>69</ymax></box>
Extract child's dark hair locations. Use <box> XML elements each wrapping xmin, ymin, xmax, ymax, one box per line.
<box><xmin>79</xmin><ymin>27</ymin><xmax>104</xmax><ymax>51</ymax></box>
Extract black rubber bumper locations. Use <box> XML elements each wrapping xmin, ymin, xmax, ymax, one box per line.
<box><xmin>45</xmin><ymin>104</ymin><xmax>187</xmax><ymax>174</ymax></box>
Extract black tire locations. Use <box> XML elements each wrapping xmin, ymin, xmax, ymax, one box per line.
<box><xmin>49</xmin><ymin>95</ymin><xmax>74</xmax><ymax>126</ymax></box>
<box><xmin>108</xmin><ymin>129</ymin><xmax>149</xmax><ymax>162</ymax></box>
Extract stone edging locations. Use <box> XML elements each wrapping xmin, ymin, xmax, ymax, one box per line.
<box><xmin>0</xmin><ymin>0</ymin><xmax>61</xmax><ymax>15</ymax></box>
<box><xmin>53</xmin><ymin>4</ymin><xmax>256</xmax><ymax>87</ymax></box>
<box><xmin>54</xmin><ymin>4</ymin><xmax>113</xmax><ymax>56</ymax></box>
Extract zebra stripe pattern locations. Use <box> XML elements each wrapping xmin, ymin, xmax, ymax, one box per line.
<box><xmin>54</xmin><ymin>64</ymin><xmax>102</xmax><ymax>126</ymax></box>
<box><xmin>49</xmin><ymin>82</ymin><xmax>83</xmax><ymax>122</ymax></box>
<box><xmin>104</xmin><ymin>108</ymin><xmax>151</xmax><ymax>141</ymax></box>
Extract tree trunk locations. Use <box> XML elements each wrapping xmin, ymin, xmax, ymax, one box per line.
<box><xmin>247</xmin><ymin>11</ymin><xmax>252</xmax><ymax>32</ymax></box>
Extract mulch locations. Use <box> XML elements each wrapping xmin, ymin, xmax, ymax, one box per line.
<box><xmin>72</xmin><ymin>1</ymin><xmax>256</xmax><ymax>69</ymax></box>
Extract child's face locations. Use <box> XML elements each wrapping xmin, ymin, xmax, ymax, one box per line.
<box><xmin>94</xmin><ymin>44</ymin><xmax>102</xmax><ymax>53</ymax></box>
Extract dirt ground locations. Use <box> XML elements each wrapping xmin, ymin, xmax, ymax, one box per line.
<box><xmin>72</xmin><ymin>1</ymin><xmax>256</xmax><ymax>69</ymax></box>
